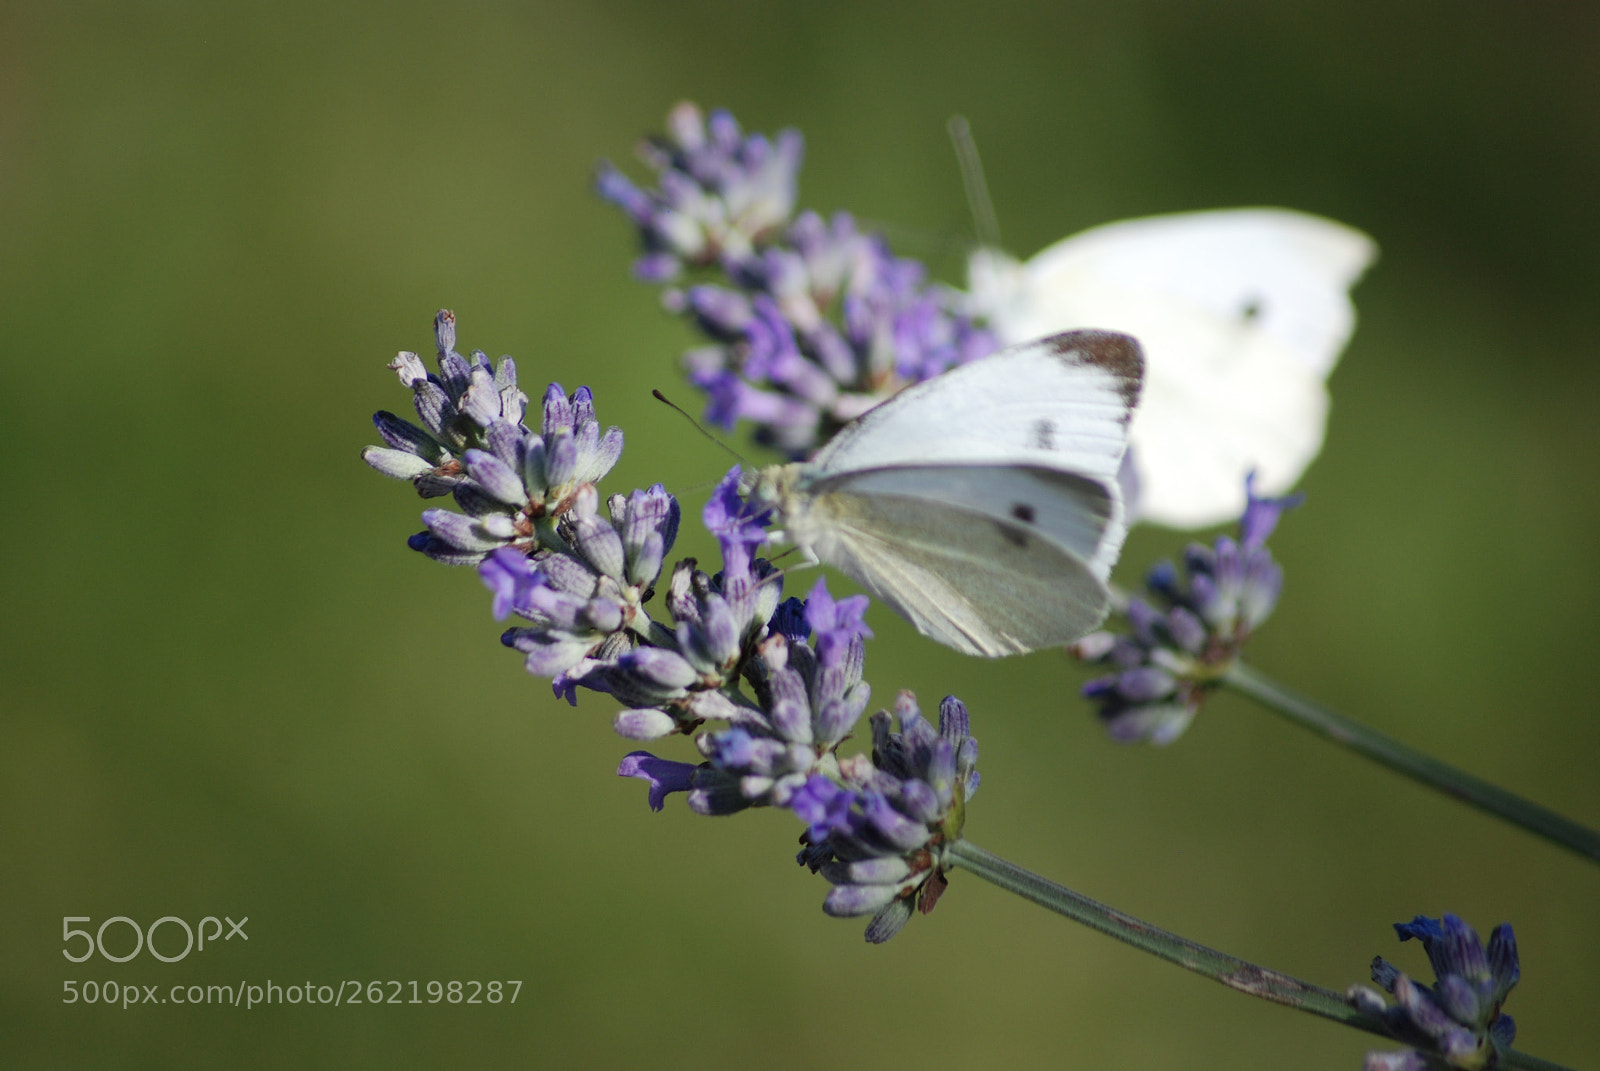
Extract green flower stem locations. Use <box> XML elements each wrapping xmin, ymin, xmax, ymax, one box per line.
<box><xmin>945</xmin><ymin>840</ymin><xmax>1572</xmax><ymax>1071</ymax></box>
<box><xmin>946</xmin><ymin>839</ymin><xmax>1373</xmax><ymax>1027</ymax></box>
<box><xmin>1223</xmin><ymin>662</ymin><xmax>1600</xmax><ymax>867</ymax></box>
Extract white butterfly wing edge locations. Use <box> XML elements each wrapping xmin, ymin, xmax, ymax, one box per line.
<box><xmin>969</xmin><ymin>208</ymin><xmax>1376</xmax><ymax>529</ymax></box>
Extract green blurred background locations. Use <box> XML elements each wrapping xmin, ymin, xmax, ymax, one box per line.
<box><xmin>3</xmin><ymin>2</ymin><xmax>1596</xmax><ymax>1067</ymax></box>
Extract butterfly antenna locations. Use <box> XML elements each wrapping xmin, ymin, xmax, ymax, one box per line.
<box><xmin>948</xmin><ymin>115</ymin><xmax>1002</xmax><ymax>249</ymax></box>
<box><xmin>652</xmin><ymin>389</ymin><xmax>748</xmax><ymax>468</ymax></box>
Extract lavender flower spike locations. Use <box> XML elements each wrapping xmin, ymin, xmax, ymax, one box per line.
<box><xmin>1347</xmin><ymin>913</ymin><xmax>1520</xmax><ymax>1070</ymax></box>
<box><xmin>595</xmin><ymin>102</ymin><xmax>802</xmax><ymax>280</ymax></box>
<box><xmin>678</xmin><ymin>216</ymin><xmax>998</xmax><ymax>454</ymax></box>
<box><xmin>599</xmin><ymin>104</ymin><xmax>997</xmax><ymax>456</ymax></box>
<box><xmin>631</xmin><ymin>574</ymin><xmax>869</xmax><ymax>811</ymax></box>
<box><xmin>365</xmin><ymin>312</ymin><xmax>626</xmax><ymax>566</ymax></box>
<box><xmin>363</xmin><ymin>309</ymin><xmax>530</xmax><ymax>499</ymax></box>
<box><xmin>494</xmin><ymin>483</ymin><xmax>685</xmax><ymax>700</ymax></box>
<box><xmin>370</xmin><ymin>337</ymin><xmax>986</xmax><ymax>947</ymax></box>
<box><xmin>796</xmin><ymin>692</ymin><xmax>980</xmax><ymax>943</ymax></box>
<box><xmin>1075</xmin><ymin>475</ymin><xmax>1295</xmax><ymax>745</ymax></box>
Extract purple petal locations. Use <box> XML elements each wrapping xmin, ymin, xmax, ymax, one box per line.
<box><xmin>478</xmin><ymin>547</ymin><xmax>542</xmax><ymax>620</ymax></box>
<box><xmin>617</xmin><ymin>752</ymin><xmax>698</xmax><ymax>812</ymax></box>
<box><xmin>1238</xmin><ymin>472</ymin><xmax>1303</xmax><ymax>550</ymax></box>
<box><xmin>790</xmin><ymin>774</ymin><xmax>856</xmax><ymax>840</ymax></box>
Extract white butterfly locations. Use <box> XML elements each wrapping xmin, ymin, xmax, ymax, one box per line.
<box><xmin>968</xmin><ymin>208</ymin><xmax>1376</xmax><ymax>529</ymax></box>
<box><xmin>749</xmin><ymin>330</ymin><xmax>1144</xmax><ymax>658</ymax></box>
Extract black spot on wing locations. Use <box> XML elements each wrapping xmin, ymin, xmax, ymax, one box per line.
<box><xmin>1031</xmin><ymin>420</ymin><xmax>1056</xmax><ymax>452</ymax></box>
<box><xmin>1011</xmin><ymin>502</ymin><xmax>1036</xmax><ymax>523</ymax></box>
<box><xmin>1041</xmin><ymin>330</ymin><xmax>1144</xmax><ymax>415</ymax></box>
<box><xmin>1239</xmin><ymin>296</ymin><xmax>1264</xmax><ymax>322</ymax></box>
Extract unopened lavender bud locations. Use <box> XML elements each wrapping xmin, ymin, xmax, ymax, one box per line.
<box><xmin>519</xmin><ymin>436</ymin><xmax>548</xmax><ymax>491</ymax></box>
<box><xmin>614</xmin><ymin>708</ymin><xmax>680</xmax><ymax>741</ymax></box>
<box><xmin>420</xmin><ymin>509</ymin><xmax>507</xmax><ymax>554</ymax></box>
<box><xmin>579</xmin><ymin>598</ymin><xmax>623</xmax><ymax>634</ymax></box>
<box><xmin>363</xmin><ymin>447</ymin><xmax>436</xmax><ymax>481</ymax></box>
<box><xmin>544</xmin><ymin>432</ymin><xmax>578</xmax><ymax>488</ymax></box>
<box><xmin>820</xmin><ymin>857</ymin><xmax>912</xmax><ymax>886</ymax></box>
<box><xmin>822</xmin><ymin>882</ymin><xmax>901</xmax><ymax>918</ymax></box>
<box><xmin>1117</xmin><ymin>667</ymin><xmax>1177</xmax><ymax>703</ymax></box>
<box><xmin>1347</xmin><ymin>985</ymin><xmax>1389</xmax><ymax>1017</ymax></box>
<box><xmin>1071</xmin><ymin>631</ymin><xmax>1117</xmax><ymax>661</ymax></box>
<box><xmin>570</xmin><ymin>512</ymin><xmax>627</xmax><ymax>582</ymax></box>
<box><xmin>896</xmin><ymin>779</ymin><xmax>942</xmax><ymax>824</ymax></box>
<box><xmin>588</xmin><ymin>426</ymin><xmax>624</xmax><ymax>482</ymax></box>
<box><xmin>1165</xmin><ymin>606</ymin><xmax>1207</xmax><ymax>654</ymax></box>
<box><xmin>814</xmin><ymin>696</ymin><xmax>863</xmax><ymax>749</ymax></box>
<box><xmin>476</xmin><ymin>514</ymin><xmax>518</xmax><ymax>541</ymax></box>
<box><xmin>677</xmin><ymin>593</ymin><xmax>742</xmax><ymax>672</ymax></box>
<box><xmin>568</xmin><ymin>385</ymin><xmax>595</xmax><ymax>426</ymax></box>
<box><xmin>860</xmin><ymin>793</ymin><xmax>933</xmax><ymax>853</ymax></box>
<box><xmin>409</xmin><ymin>380</ymin><xmax>460</xmax><ymax>448</ymax></box>
<box><xmin>937</xmin><ymin>696</ymin><xmax>970</xmax><ymax>744</ymax></box>
<box><xmin>862</xmin><ymin>900</ymin><xmax>916</xmax><ymax>945</ymax></box>
<box><xmin>433</xmin><ymin>308</ymin><xmax>457</xmax><ymax>356</ymax></box>
<box><xmin>1436</xmin><ymin>975</ymin><xmax>1481</xmax><ymax>1025</ymax></box>
<box><xmin>541</xmin><ymin>383</ymin><xmax>573</xmax><ymax>435</ymax></box>
<box><xmin>619</xmin><ymin>647</ymin><xmax>700</xmax><ymax>692</ymax></box>
<box><xmin>1363</xmin><ymin>1053</ymin><xmax>1429</xmax><ymax>1071</ymax></box>
<box><xmin>683</xmin><ymin>286</ymin><xmax>753</xmax><ymax>339</ymax></box>
<box><xmin>687</xmin><ymin>778</ymin><xmax>756</xmax><ymax>817</ymax></box>
<box><xmin>634</xmin><ymin>252</ymin><xmax>680</xmax><ymax>282</ymax></box>
<box><xmin>1487</xmin><ymin>925</ymin><xmax>1518</xmax><ymax>998</ymax></box>
<box><xmin>461</xmin><ymin>450</ymin><xmax>526</xmax><ymax>506</ymax></box>
<box><xmin>389</xmin><ymin>350</ymin><xmax>429</xmax><ymax>387</ymax></box>
<box><xmin>371</xmin><ymin>410</ymin><xmax>446</xmax><ymax>460</ymax></box>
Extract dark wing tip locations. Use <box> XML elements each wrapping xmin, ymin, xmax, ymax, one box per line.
<box><xmin>1042</xmin><ymin>330</ymin><xmax>1145</xmax><ymax>413</ymax></box>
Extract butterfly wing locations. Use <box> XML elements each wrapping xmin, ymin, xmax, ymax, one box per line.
<box><xmin>968</xmin><ymin>209</ymin><xmax>1376</xmax><ymax>529</ymax></box>
<box><xmin>775</xmin><ymin>331</ymin><xmax>1142</xmax><ymax>657</ymax></box>
<box><xmin>801</xmin><ymin>466</ymin><xmax>1118</xmax><ymax>657</ymax></box>
<box><xmin>809</xmin><ymin>330</ymin><xmax>1142</xmax><ymax>487</ymax></box>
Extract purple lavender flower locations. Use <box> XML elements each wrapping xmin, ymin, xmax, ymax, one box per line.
<box><xmin>600</xmin><ymin>104</ymin><xmax>998</xmax><ymax>456</ymax></box>
<box><xmin>596</xmin><ymin>102</ymin><xmax>802</xmax><ymax>281</ymax></box>
<box><xmin>475</xmin><ymin>450</ymin><xmax>790</xmax><ymax>731</ymax></box>
<box><xmin>677</xmin><ymin>217</ymin><xmax>998</xmax><ymax>454</ymax></box>
<box><xmin>702</xmin><ymin>466</ymin><xmax>772</xmax><ymax>578</ymax></box>
<box><xmin>362</xmin><ymin>310</ymin><xmax>528</xmax><ymax>495</ymax></box>
<box><xmin>614</xmin><ymin>752</ymin><xmax>698</xmax><ymax>813</ymax></box>
<box><xmin>487</xmin><ymin>482</ymin><xmax>683</xmax><ymax>694</ymax></box>
<box><xmin>599</xmin><ymin>542</ymin><xmax>785</xmax><ymax>738</ymax></box>
<box><xmin>493</xmin><ymin>478</ymin><xmax>795</xmax><ymax>724</ymax></box>
<box><xmin>1347</xmin><ymin>914</ymin><xmax>1520</xmax><ymax>1070</ymax></box>
<box><xmin>1074</xmin><ymin>475</ymin><xmax>1297</xmax><ymax>745</ymax></box>
<box><xmin>793</xmin><ymin>693</ymin><xmax>980</xmax><ymax>944</ymax></box>
<box><xmin>370</xmin><ymin>337</ymin><xmax>988</xmax><ymax>944</ymax></box>
<box><xmin>363</xmin><ymin>311</ymin><xmax>625</xmax><ymax>565</ymax></box>
<box><xmin>616</xmin><ymin>574</ymin><xmax>870</xmax><ymax>812</ymax></box>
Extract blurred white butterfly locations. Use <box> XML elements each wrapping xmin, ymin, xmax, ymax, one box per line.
<box><xmin>749</xmin><ymin>330</ymin><xmax>1144</xmax><ymax>658</ymax></box>
<box><xmin>967</xmin><ymin>208</ymin><xmax>1376</xmax><ymax>529</ymax></box>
